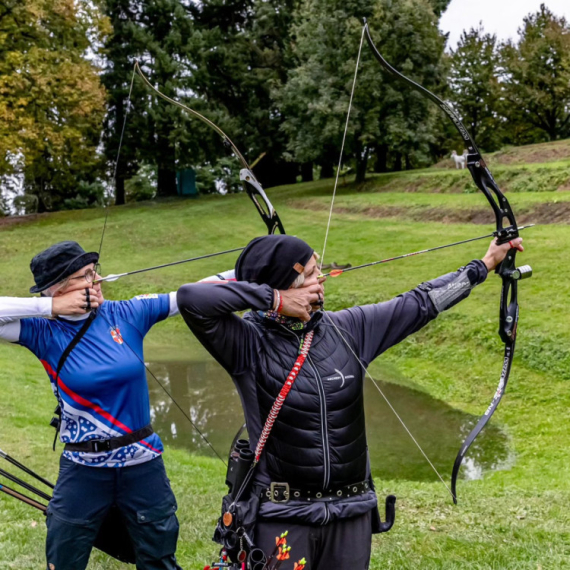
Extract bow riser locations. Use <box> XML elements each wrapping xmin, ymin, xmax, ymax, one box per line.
<box><xmin>240</xmin><ymin>169</ymin><xmax>286</xmax><ymax>235</ymax></box>
<box><xmin>467</xmin><ymin>162</ymin><xmax>518</xmax><ymax>239</ymax></box>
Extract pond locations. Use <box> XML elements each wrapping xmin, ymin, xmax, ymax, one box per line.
<box><xmin>147</xmin><ymin>359</ymin><xmax>514</xmax><ymax>483</ymax></box>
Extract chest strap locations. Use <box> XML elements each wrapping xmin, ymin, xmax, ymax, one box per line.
<box><xmin>64</xmin><ymin>424</ymin><xmax>154</xmax><ymax>453</ymax></box>
<box><xmin>51</xmin><ymin>310</ymin><xmax>98</xmax><ymax>450</ymax></box>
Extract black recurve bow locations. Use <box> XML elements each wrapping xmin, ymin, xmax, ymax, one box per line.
<box><xmin>363</xmin><ymin>20</ymin><xmax>532</xmax><ymax>503</ymax></box>
<box><xmin>93</xmin><ymin>61</ymin><xmax>287</xmax><ymax>463</ymax></box>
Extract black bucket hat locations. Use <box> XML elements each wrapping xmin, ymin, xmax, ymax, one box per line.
<box><xmin>30</xmin><ymin>241</ymin><xmax>99</xmax><ymax>294</ymax></box>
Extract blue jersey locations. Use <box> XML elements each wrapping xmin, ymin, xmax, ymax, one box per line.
<box><xmin>18</xmin><ymin>294</ymin><xmax>170</xmax><ymax>467</ymax></box>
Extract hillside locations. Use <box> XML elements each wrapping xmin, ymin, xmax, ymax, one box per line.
<box><xmin>433</xmin><ymin>139</ymin><xmax>570</xmax><ymax>168</ymax></box>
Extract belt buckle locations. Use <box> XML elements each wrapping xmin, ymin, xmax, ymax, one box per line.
<box><xmin>270</xmin><ymin>482</ymin><xmax>290</xmax><ymax>504</ymax></box>
<box><xmin>92</xmin><ymin>440</ymin><xmax>112</xmax><ymax>453</ymax></box>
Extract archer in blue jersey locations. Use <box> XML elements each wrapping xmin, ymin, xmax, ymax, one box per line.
<box><xmin>0</xmin><ymin>241</ymin><xmax>183</xmax><ymax>570</ymax></box>
<box><xmin>19</xmin><ymin>294</ymin><xmax>169</xmax><ymax>467</ymax></box>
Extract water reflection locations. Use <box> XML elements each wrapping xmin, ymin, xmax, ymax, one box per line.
<box><xmin>147</xmin><ymin>360</ymin><xmax>514</xmax><ymax>482</ymax></box>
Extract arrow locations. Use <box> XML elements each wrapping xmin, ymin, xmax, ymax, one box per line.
<box><xmin>0</xmin><ymin>467</ymin><xmax>52</xmax><ymax>502</ymax></box>
<box><xmin>320</xmin><ymin>225</ymin><xmax>535</xmax><ymax>278</ymax></box>
<box><xmin>0</xmin><ymin>482</ymin><xmax>47</xmax><ymax>512</ymax></box>
<box><xmin>94</xmin><ymin>246</ymin><xmax>245</xmax><ymax>284</ymax></box>
<box><xmin>0</xmin><ymin>448</ymin><xmax>54</xmax><ymax>489</ymax></box>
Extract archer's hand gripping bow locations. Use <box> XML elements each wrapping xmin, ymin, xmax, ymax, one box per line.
<box><xmin>363</xmin><ymin>20</ymin><xmax>532</xmax><ymax>503</ymax></box>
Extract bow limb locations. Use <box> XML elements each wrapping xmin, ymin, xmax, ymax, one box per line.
<box><xmin>134</xmin><ymin>61</ymin><xmax>250</xmax><ymax>171</ymax></box>
<box><xmin>134</xmin><ymin>62</ymin><xmax>285</xmax><ymax>236</ymax></box>
<box><xmin>363</xmin><ymin>20</ymin><xmax>532</xmax><ymax>503</ymax></box>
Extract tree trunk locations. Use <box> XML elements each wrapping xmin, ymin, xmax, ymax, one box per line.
<box><xmin>155</xmin><ymin>124</ymin><xmax>177</xmax><ymax>197</ymax></box>
<box><xmin>374</xmin><ymin>144</ymin><xmax>388</xmax><ymax>173</ymax></box>
<box><xmin>355</xmin><ymin>145</ymin><xmax>370</xmax><ymax>183</ymax></box>
<box><xmin>256</xmin><ymin>160</ymin><xmax>298</xmax><ymax>188</ymax></box>
<box><xmin>156</xmin><ymin>165</ymin><xmax>177</xmax><ymax>198</ymax></box>
<box><xmin>549</xmin><ymin>126</ymin><xmax>558</xmax><ymax>141</ymax></box>
<box><xmin>320</xmin><ymin>161</ymin><xmax>334</xmax><ymax>179</ymax></box>
<box><xmin>115</xmin><ymin>176</ymin><xmax>125</xmax><ymax>206</ymax></box>
<box><xmin>301</xmin><ymin>162</ymin><xmax>314</xmax><ymax>182</ymax></box>
<box><xmin>393</xmin><ymin>152</ymin><xmax>402</xmax><ymax>172</ymax></box>
<box><xmin>405</xmin><ymin>154</ymin><xmax>412</xmax><ymax>170</ymax></box>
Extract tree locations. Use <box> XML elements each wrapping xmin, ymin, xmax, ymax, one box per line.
<box><xmin>102</xmin><ymin>0</ymin><xmax>201</xmax><ymax>201</ymax></box>
<box><xmin>500</xmin><ymin>4</ymin><xmax>570</xmax><ymax>143</ymax></box>
<box><xmin>275</xmin><ymin>0</ymin><xmax>447</xmax><ymax>182</ymax></box>
<box><xmin>183</xmin><ymin>0</ymin><xmax>298</xmax><ymax>189</ymax></box>
<box><xmin>428</xmin><ymin>0</ymin><xmax>452</xmax><ymax>18</ymax></box>
<box><xmin>0</xmin><ymin>0</ymin><xmax>109</xmax><ymax>212</ymax></box>
<box><xmin>371</xmin><ymin>0</ymin><xmax>448</xmax><ymax>172</ymax></box>
<box><xmin>101</xmin><ymin>0</ymin><xmax>146</xmax><ymax>206</ymax></box>
<box><xmin>449</xmin><ymin>26</ymin><xmax>502</xmax><ymax>152</ymax></box>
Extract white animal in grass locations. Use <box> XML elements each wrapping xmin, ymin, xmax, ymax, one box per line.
<box><xmin>450</xmin><ymin>150</ymin><xmax>468</xmax><ymax>169</ymax></box>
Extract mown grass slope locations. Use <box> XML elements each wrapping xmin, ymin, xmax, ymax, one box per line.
<box><xmin>0</xmin><ymin>140</ymin><xmax>569</xmax><ymax>569</ymax></box>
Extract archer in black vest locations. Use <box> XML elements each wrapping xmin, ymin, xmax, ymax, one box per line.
<box><xmin>177</xmin><ymin>234</ymin><xmax>524</xmax><ymax>570</ymax></box>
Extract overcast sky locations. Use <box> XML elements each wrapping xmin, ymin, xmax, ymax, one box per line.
<box><xmin>440</xmin><ymin>0</ymin><xmax>570</xmax><ymax>49</ymax></box>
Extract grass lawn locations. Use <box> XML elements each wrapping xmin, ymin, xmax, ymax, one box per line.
<box><xmin>1</xmin><ymin>148</ymin><xmax>569</xmax><ymax>568</ymax></box>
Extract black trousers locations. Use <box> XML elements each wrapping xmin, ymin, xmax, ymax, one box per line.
<box><xmin>46</xmin><ymin>455</ymin><xmax>182</xmax><ymax>570</ymax></box>
<box><xmin>255</xmin><ymin>510</ymin><xmax>372</xmax><ymax>570</ymax></box>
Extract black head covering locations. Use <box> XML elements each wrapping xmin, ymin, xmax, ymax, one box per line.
<box><xmin>30</xmin><ymin>241</ymin><xmax>99</xmax><ymax>293</ymax></box>
<box><xmin>235</xmin><ymin>235</ymin><xmax>314</xmax><ymax>290</ymax></box>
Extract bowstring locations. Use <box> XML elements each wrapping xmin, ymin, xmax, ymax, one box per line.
<box><xmin>322</xmin><ymin>312</ymin><xmax>454</xmax><ymax>500</ymax></box>
<box><xmin>319</xmin><ymin>24</ymin><xmax>453</xmax><ymax>500</ymax></box>
<box><xmin>98</xmin><ymin>67</ymin><xmax>136</xmax><ymax>259</ymax></box>
<box><xmin>320</xmin><ymin>25</ymin><xmax>365</xmax><ymax>269</ymax></box>
<box><xmin>95</xmin><ymin>62</ymin><xmax>226</xmax><ymax>465</ymax></box>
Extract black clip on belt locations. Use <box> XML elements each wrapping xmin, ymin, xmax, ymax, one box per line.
<box><xmin>64</xmin><ymin>424</ymin><xmax>154</xmax><ymax>453</ymax></box>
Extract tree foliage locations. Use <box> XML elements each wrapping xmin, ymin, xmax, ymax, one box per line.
<box><xmin>449</xmin><ymin>27</ymin><xmax>502</xmax><ymax>152</ymax></box>
<box><xmin>500</xmin><ymin>4</ymin><xmax>570</xmax><ymax>143</ymax></box>
<box><xmin>275</xmin><ymin>0</ymin><xmax>447</xmax><ymax>182</ymax></box>
<box><xmin>0</xmin><ymin>0</ymin><xmax>110</xmax><ymax>212</ymax></box>
<box><xmin>2</xmin><ymin>1</ymin><xmax>570</xmax><ymax>214</ymax></box>
<box><xmin>183</xmin><ymin>0</ymin><xmax>298</xmax><ymax>190</ymax></box>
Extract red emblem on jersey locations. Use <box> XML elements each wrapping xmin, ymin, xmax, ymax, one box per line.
<box><xmin>110</xmin><ymin>326</ymin><xmax>124</xmax><ymax>345</ymax></box>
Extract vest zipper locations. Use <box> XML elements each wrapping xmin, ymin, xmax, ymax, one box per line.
<box><xmin>308</xmin><ymin>354</ymin><xmax>330</xmax><ymax>490</ymax></box>
<box><xmin>273</xmin><ymin>324</ymin><xmax>331</xmax><ymax>491</ymax></box>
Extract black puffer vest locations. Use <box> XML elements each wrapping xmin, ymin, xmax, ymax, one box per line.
<box><xmin>244</xmin><ymin>311</ymin><xmax>367</xmax><ymax>490</ymax></box>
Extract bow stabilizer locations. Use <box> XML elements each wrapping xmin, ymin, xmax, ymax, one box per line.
<box><xmin>363</xmin><ymin>20</ymin><xmax>532</xmax><ymax>503</ymax></box>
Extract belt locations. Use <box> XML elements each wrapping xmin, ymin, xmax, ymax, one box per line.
<box><xmin>64</xmin><ymin>424</ymin><xmax>154</xmax><ymax>453</ymax></box>
<box><xmin>259</xmin><ymin>480</ymin><xmax>371</xmax><ymax>504</ymax></box>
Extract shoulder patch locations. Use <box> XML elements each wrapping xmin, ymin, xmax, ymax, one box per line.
<box><xmin>135</xmin><ymin>294</ymin><xmax>159</xmax><ymax>300</ymax></box>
